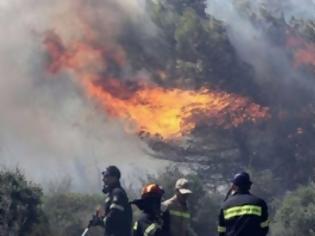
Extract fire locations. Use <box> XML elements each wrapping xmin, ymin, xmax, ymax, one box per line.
<box><xmin>287</xmin><ymin>35</ymin><xmax>315</xmax><ymax>68</ymax></box>
<box><xmin>43</xmin><ymin>30</ymin><xmax>269</xmax><ymax>139</ymax></box>
<box><xmin>84</xmin><ymin>79</ymin><xmax>268</xmax><ymax>138</ymax></box>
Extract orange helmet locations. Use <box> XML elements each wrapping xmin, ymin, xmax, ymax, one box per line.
<box><xmin>141</xmin><ymin>183</ymin><xmax>164</xmax><ymax>199</ymax></box>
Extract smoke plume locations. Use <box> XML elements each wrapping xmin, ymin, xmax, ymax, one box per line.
<box><xmin>0</xmin><ymin>0</ymin><xmax>165</xmax><ymax>192</ymax></box>
<box><xmin>206</xmin><ymin>0</ymin><xmax>315</xmax><ymax>95</ymax></box>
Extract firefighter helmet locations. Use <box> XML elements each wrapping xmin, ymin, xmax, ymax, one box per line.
<box><xmin>232</xmin><ymin>172</ymin><xmax>252</xmax><ymax>187</ymax></box>
<box><xmin>141</xmin><ymin>183</ymin><xmax>164</xmax><ymax>199</ymax></box>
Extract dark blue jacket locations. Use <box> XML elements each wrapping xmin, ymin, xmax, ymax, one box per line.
<box><xmin>103</xmin><ymin>183</ymin><xmax>132</xmax><ymax>236</ymax></box>
<box><xmin>218</xmin><ymin>192</ymin><xmax>269</xmax><ymax>236</ymax></box>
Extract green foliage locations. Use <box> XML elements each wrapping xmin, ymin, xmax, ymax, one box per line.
<box><xmin>271</xmin><ymin>184</ymin><xmax>315</xmax><ymax>236</ymax></box>
<box><xmin>0</xmin><ymin>168</ymin><xmax>46</xmax><ymax>236</ymax></box>
<box><xmin>121</xmin><ymin>0</ymin><xmax>256</xmax><ymax>95</ymax></box>
<box><xmin>42</xmin><ymin>187</ymin><xmax>104</xmax><ymax>236</ymax></box>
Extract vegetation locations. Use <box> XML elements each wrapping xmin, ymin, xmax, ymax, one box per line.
<box><xmin>271</xmin><ymin>184</ymin><xmax>315</xmax><ymax>236</ymax></box>
<box><xmin>0</xmin><ymin>169</ymin><xmax>46</xmax><ymax>236</ymax></box>
<box><xmin>42</xmin><ymin>191</ymin><xmax>104</xmax><ymax>236</ymax></box>
<box><xmin>140</xmin><ymin>0</ymin><xmax>315</xmax><ymax>200</ymax></box>
<box><xmin>2</xmin><ymin>167</ymin><xmax>315</xmax><ymax>235</ymax></box>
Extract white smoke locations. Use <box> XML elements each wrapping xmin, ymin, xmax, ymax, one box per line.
<box><xmin>0</xmin><ymin>0</ymin><xmax>166</xmax><ymax>192</ymax></box>
<box><xmin>206</xmin><ymin>0</ymin><xmax>315</xmax><ymax>89</ymax></box>
<box><xmin>247</xmin><ymin>0</ymin><xmax>315</xmax><ymax>20</ymax></box>
<box><xmin>207</xmin><ymin>0</ymin><xmax>315</xmax><ymax>20</ymax></box>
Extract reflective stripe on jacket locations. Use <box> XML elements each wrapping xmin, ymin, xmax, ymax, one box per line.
<box><xmin>133</xmin><ymin>211</ymin><xmax>170</xmax><ymax>236</ymax></box>
<box><xmin>163</xmin><ymin>196</ymin><xmax>191</xmax><ymax>236</ymax></box>
<box><xmin>103</xmin><ymin>184</ymin><xmax>132</xmax><ymax>236</ymax></box>
<box><xmin>218</xmin><ymin>192</ymin><xmax>269</xmax><ymax>236</ymax></box>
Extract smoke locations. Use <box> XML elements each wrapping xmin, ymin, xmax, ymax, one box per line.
<box><xmin>0</xmin><ymin>0</ymin><xmax>165</xmax><ymax>192</ymax></box>
<box><xmin>206</xmin><ymin>0</ymin><xmax>315</xmax><ymax>105</ymax></box>
<box><xmin>249</xmin><ymin>0</ymin><xmax>315</xmax><ymax>20</ymax></box>
<box><xmin>207</xmin><ymin>0</ymin><xmax>315</xmax><ymax>20</ymax></box>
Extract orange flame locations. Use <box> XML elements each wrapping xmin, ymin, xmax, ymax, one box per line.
<box><xmin>43</xmin><ymin>30</ymin><xmax>269</xmax><ymax>139</ymax></box>
<box><xmin>83</xmin><ymin>79</ymin><xmax>268</xmax><ymax>138</ymax></box>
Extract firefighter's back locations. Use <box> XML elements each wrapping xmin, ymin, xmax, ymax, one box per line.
<box><xmin>133</xmin><ymin>212</ymin><xmax>170</xmax><ymax>236</ymax></box>
<box><xmin>221</xmin><ymin>193</ymin><xmax>268</xmax><ymax>236</ymax></box>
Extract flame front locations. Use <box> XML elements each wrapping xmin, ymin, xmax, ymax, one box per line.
<box><xmin>44</xmin><ymin>29</ymin><xmax>269</xmax><ymax>139</ymax></box>
<box><xmin>84</xmin><ymin>80</ymin><xmax>268</xmax><ymax>138</ymax></box>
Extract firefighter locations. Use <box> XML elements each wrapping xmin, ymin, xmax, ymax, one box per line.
<box><xmin>217</xmin><ymin>172</ymin><xmax>269</xmax><ymax>236</ymax></box>
<box><xmin>162</xmin><ymin>178</ymin><xmax>194</xmax><ymax>236</ymax></box>
<box><xmin>131</xmin><ymin>183</ymin><xmax>170</xmax><ymax>236</ymax></box>
<box><xmin>89</xmin><ymin>165</ymin><xmax>132</xmax><ymax>236</ymax></box>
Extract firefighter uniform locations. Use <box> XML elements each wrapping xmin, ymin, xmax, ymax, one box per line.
<box><xmin>132</xmin><ymin>183</ymin><xmax>170</xmax><ymax>236</ymax></box>
<box><xmin>102</xmin><ymin>182</ymin><xmax>132</xmax><ymax>236</ymax></box>
<box><xmin>163</xmin><ymin>178</ymin><xmax>193</xmax><ymax>236</ymax></box>
<box><xmin>217</xmin><ymin>172</ymin><xmax>269</xmax><ymax>236</ymax></box>
<box><xmin>163</xmin><ymin>195</ymin><xmax>191</xmax><ymax>236</ymax></box>
<box><xmin>133</xmin><ymin>211</ymin><xmax>170</xmax><ymax>236</ymax></box>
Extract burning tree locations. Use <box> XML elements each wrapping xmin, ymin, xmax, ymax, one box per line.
<box><xmin>41</xmin><ymin>0</ymin><xmax>315</xmax><ymax>199</ymax></box>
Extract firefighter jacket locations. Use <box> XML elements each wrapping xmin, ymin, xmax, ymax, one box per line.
<box><xmin>217</xmin><ymin>191</ymin><xmax>269</xmax><ymax>236</ymax></box>
<box><xmin>162</xmin><ymin>195</ymin><xmax>192</xmax><ymax>236</ymax></box>
<box><xmin>133</xmin><ymin>210</ymin><xmax>170</xmax><ymax>236</ymax></box>
<box><xmin>103</xmin><ymin>183</ymin><xmax>132</xmax><ymax>236</ymax></box>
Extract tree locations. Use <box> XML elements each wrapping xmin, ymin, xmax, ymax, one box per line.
<box><xmin>272</xmin><ymin>184</ymin><xmax>315</xmax><ymax>236</ymax></box>
<box><xmin>120</xmin><ymin>0</ymin><xmax>257</xmax><ymax>95</ymax></box>
<box><xmin>0</xmin><ymin>169</ymin><xmax>46</xmax><ymax>236</ymax></box>
<box><xmin>142</xmin><ymin>0</ymin><xmax>315</xmax><ymax>200</ymax></box>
